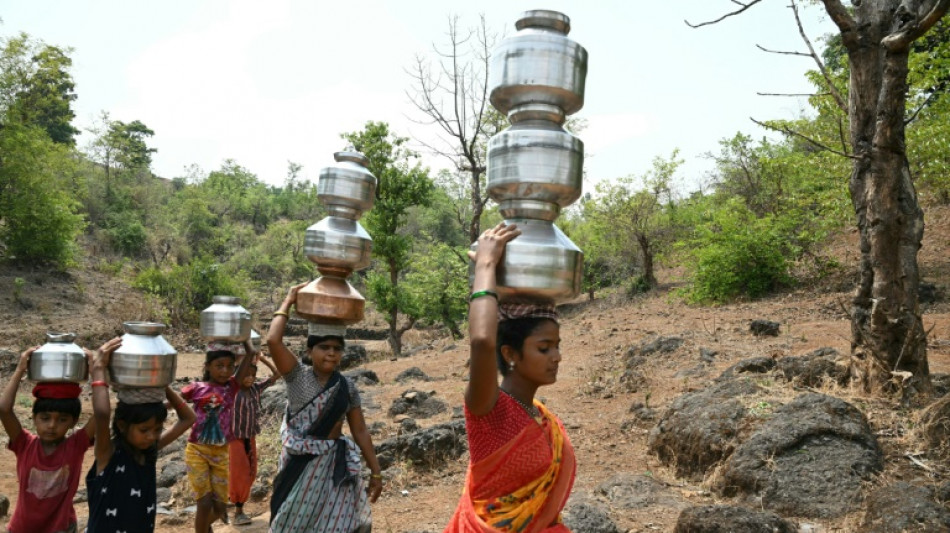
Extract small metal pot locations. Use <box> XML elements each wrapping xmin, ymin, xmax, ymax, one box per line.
<box><xmin>110</xmin><ymin>322</ymin><xmax>178</xmax><ymax>388</ymax></box>
<box><xmin>29</xmin><ymin>332</ymin><xmax>88</xmax><ymax>383</ymax></box>
<box><xmin>470</xmin><ymin>219</ymin><xmax>582</xmax><ymax>303</ymax></box>
<box><xmin>250</xmin><ymin>329</ymin><xmax>262</xmax><ymax>352</ymax></box>
<box><xmin>200</xmin><ymin>296</ymin><xmax>252</xmax><ymax>342</ymax></box>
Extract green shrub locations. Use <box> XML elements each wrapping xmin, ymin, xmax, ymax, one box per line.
<box><xmin>105</xmin><ymin>211</ymin><xmax>147</xmax><ymax>257</ymax></box>
<box><xmin>133</xmin><ymin>257</ymin><xmax>249</xmax><ymax>325</ymax></box>
<box><xmin>681</xmin><ymin>201</ymin><xmax>795</xmax><ymax>304</ymax></box>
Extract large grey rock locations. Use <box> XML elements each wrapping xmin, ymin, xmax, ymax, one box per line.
<box><xmin>720</xmin><ymin>393</ymin><xmax>882</xmax><ymax>518</ymax></box>
<box><xmin>260</xmin><ymin>382</ymin><xmax>288</xmax><ymax>418</ymax></box>
<box><xmin>776</xmin><ymin>347</ymin><xmax>847</xmax><ymax>387</ymax></box>
<box><xmin>861</xmin><ymin>482</ymin><xmax>950</xmax><ymax>532</ymax></box>
<box><xmin>156</xmin><ymin>487</ymin><xmax>172</xmax><ymax>504</ymax></box>
<box><xmin>394</xmin><ymin>367</ymin><xmax>431</xmax><ymax>383</ymax></box>
<box><xmin>388</xmin><ymin>389</ymin><xmax>447</xmax><ymax>419</ymax></box>
<box><xmin>718</xmin><ymin>356</ymin><xmax>775</xmax><ymax>379</ymax></box>
<box><xmin>749</xmin><ymin>320</ymin><xmax>780</xmax><ymax>336</ymax></box>
<box><xmin>595</xmin><ymin>474</ymin><xmax>686</xmax><ymax>510</ymax></box>
<box><xmin>344</xmin><ymin>368</ymin><xmax>380</xmax><ymax>386</ymax></box>
<box><xmin>375</xmin><ymin>419</ymin><xmax>466</xmax><ymax>470</ymax></box>
<box><xmin>158</xmin><ymin>461</ymin><xmax>187</xmax><ymax>488</ymax></box>
<box><xmin>674</xmin><ymin>505</ymin><xmax>797</xmax><ymax>533</ymax></box>
<box><xmin>562</xmin><ymin>502</ymin><xmax>620</xmax><ymax>533</ymax></box>
<box><xmin>340</xmin><ymin>344</ymin><xmax>368</xmax><ymax>370</ymax></box>
<box><xmin>648</xmin><ymin>378</ymin><xmax>761</xmax><ymax>479</ymax></box>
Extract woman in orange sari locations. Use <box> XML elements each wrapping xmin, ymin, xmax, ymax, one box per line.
<box><xmin>445</xmin><ymin>222</ymin><xmax>576</xmax><ymax>533</ymax></box>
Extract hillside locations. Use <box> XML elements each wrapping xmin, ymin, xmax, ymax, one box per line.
<box><xmin>0</xmin><ymin>206</ymin><xmax>949</xmax><ymax>532</ymax></box>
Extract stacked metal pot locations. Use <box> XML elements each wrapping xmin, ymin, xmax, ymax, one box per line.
<box><xmin>478</xmin><ymin>9</ymin><xmax>588</xmax><ymax>303</ymax></box>
<box><xmin>296</xmin><ymin>148</ymin><xmax>377</xmax><ymax>332</ymax></box>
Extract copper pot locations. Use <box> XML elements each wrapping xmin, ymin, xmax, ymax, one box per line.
<box><xmin>294</xmin><ymin>277</ymin><xmax>365</xmax><ymax>325</ymax></box>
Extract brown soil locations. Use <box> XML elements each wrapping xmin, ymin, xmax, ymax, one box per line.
<box><xmin>1</xmin><ymin>206</ymin><xmax>949</xmax><ymax>532</ymax></box>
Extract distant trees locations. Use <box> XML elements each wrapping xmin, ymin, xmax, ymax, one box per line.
<box><xmin>0</xmin><ymin>34</ymin><xmax>84</xmax><ymax>265</ymax></box>
<box><xmin>343</xmin><ymin>121</ymin><xmax>435</xmax><ymax>358</ymax></box>
<box><xmin>0</xmin><ymin>33</ymin><xmax>79</xmax><ymax>145</ymax></box>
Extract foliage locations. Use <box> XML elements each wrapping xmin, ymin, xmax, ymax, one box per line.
<box><xmin>678</xmin><ymin>198</ymin><xmax>795</xmax><ymax>304</ymax></box>
<box><xmin>574</xmin><ymin>151</ymin><xmax>683</xmax><ymax>292</ymax></box>
<box><xmin>0</xmin><ymin>122</ymin><xmax>84</xmax><ymax>266</ymax></box>
<box><xmin>133</xmin><ymin>257</ymin><xmax>249</xmax><ymax>325</ymax></box>
<box><xmin>342</xmin><ymin>121</ymin><xmax>435</xmax><ymax>355</ymax></box>
<box><xmin>402</xmin><ymin>243</ymin><xmax>469</xmax><ymax>338</ymax></box>
<box><xmin>0</xmin><ymin>33</ymin><xmax>79</xmax><ymax>145</ymax></box>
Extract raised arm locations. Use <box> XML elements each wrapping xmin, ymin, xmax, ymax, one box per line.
<box><xmin>234</xmin><ymin>338</ymin><xmax>257</xmax><ymax>385</ymax></box>
<box><xmin>266</xmin><ymin>282</ymin><xmax>309</xmax><ymax>376</ymax></box>
<box><xmin>158</xmin><ymin>385</ymin><xmax>195</xmax><ymax>450</ymax></box>
<box><xmin>258</xmin><ymin>354</ymin><xmax>281</xmax><ymax>384</ymax></box>
<box><xmin>465</xmin><ymin>222</ymin><xmax>520</xmax><ymax>416</ymax></box>
<box><xmin>89</xmin><ymin>337</ymin><xmax>122</xmax><ymax>473</ymax></box>
<box><xmin>346</xmin><ymin>406</ymin><xmax>382</xmax><ymax>503</ymax></box>
<box><xmin>0</xmin><ymin>347</ymin><xmax>37</xmax><ymax>443</ymax></box>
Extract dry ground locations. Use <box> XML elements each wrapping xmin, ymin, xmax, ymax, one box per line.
<box><xmin>1</xmin><ymin>206</ymin><xmax>949</xmax><ymax>532</ymax></box>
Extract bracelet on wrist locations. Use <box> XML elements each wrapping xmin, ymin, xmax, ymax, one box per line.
<box><xmin>273</xmin><ymin>310</ymin><xmax>290</xmax><ymax>318</ymax></box>
<box><xmin>90</xmin><ymin>380</ymin><xmax>109</xmax><ymax>388</ymax></box>
<box><xmin>469</xmin><ymin>289</ymin><xmax>498</xmax><ymax>302</ymax></box>
<box><xmin>370</xmin><ymin>473</ymin><xmax>383</xmax><ymax>479</ymax></box>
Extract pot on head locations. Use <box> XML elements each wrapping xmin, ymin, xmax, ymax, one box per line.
<box><xmin>28</xmin><ymin>332</ymin><xmax>88</xmax><ymax>383</ymax></box>
<box><xmin>110</xmin><ymin>322</ymin><xmax>178</xmax><ymax>388</ymax></box>
<box><xmin>200</xmin><ymin>296</ymin><xmax>252</xmax><ymax>342</ymax></box>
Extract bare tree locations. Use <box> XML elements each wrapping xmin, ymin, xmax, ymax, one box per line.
<box><xmin>406</xmin><ymin>15</ymin><xmax>505</xmax><ymax>244</ymax></box>
<box><xmin>690</xmin><ymin>0</ymin><xmax>950</xmax><ymax>395</ymax></box>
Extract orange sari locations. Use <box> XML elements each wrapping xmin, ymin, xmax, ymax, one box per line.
<box><xmin>445</xmin><ymin>401</ymin><xmax>576</xmax><ymax>533</ymax></box>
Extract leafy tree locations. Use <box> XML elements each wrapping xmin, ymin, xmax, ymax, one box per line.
<box><xmin>403</xmin><ymin>243</ymin><xmax>469</xmax><ymax>339</ymax></box>
<box><xmin>0</xmin><ymin>33</ymin><xmax>79</xmax><ymax>145</ymax></box>
<box><xmin>582</xmin><ymin>151</ymin><xmax>683</xmax><ymax>290</ymax></box>
<box><xmin>691</xmin><ymin>0</ymin><xmax>949</xmax><ymax>393</ymax></box>
<box><xmin>343</xmin><ymin>121</ymin><xmax>435</xmax><ymax>358</ymax></box>
<box><xmin>0</xmin><ymin>122</ymin><xmax>84</xmax><ymax>265</ymax></box>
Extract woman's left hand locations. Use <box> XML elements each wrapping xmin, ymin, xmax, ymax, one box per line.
<box><xmin>367</xmin><ymin>475</ymin><xmax>383</xmax><ymax>503</ymax></box>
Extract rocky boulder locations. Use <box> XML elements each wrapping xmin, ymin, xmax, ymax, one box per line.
<box><xmin>648</xmin><ymin>378</ymin><xmax>762</xmax><ymax>479</ymax></box>
<box><xmin>719</xmin><ymin>393</ymin><xmax>882</xmax><ymax>518</ymax></box>
<box><xmin>674</xmin><ymin>505</ymin><xmax>797</xmax><ymax>533</ymax></box>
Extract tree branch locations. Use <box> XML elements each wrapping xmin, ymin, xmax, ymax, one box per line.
<box><xmin>904</xmin><ymin>89</ymin><xmax>939</xmax><ymax>126</ymax></box>
<box><xmin>685</xmin><ymin>0</ymin><xmax>764</xmax><ymax>28</ymax></box>
<box><xmin>751</xmin><ymin>117</ymin><xmax>857</xmax><ymax>159</ymax></box>
<box><xmin>882</xmin><ymin>0</ymin><xmax>950</xmax><ymax>51</ymax></box>
<box><xmin>790</xmin><ymin>0</ymin><xmax>847</xmax><ymax>112</ymax></box>
<box><xmin>819</xmin><ymin>0</ymin><xmax>856</xmax><ymax>35</ymax></box>
<box><xmin>756</xmin><ymin>44</ymin><xmax>811</xmax><ymax>57</ymax></box>
<box><xmin>756</xmin><ymin>91</ymin><xmax>830</xmax><ymax>97</ymax></box>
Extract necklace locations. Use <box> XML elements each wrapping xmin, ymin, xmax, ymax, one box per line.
<box><xmin>501</xmin><ymin>388</ymin><xmax>540</xmax><ymax>418</ymax></box>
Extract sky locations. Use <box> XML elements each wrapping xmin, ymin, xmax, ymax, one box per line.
<box><xmin>2</xmin><ymin>0</ymin><xmax>834</xmax><ymax>193</ymax></box>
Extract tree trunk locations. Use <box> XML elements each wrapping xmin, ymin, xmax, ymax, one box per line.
<box><xmin>388</xmin><ymin>257</ymin><xmax>401</xmax><ymax>360</ymax></box>
<box><xmin>843</xmin><ymin>3</ymin><xmax>929</xmax><ymax>394</ymax></box>
<box><xmin>637</xmin><ymin>234</ymin><xmax>657</xmax><ymax>287</ymax></box>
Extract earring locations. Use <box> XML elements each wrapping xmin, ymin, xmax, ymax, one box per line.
<box><xmin>509</xmin><ymin>361</ymin><xmax>515</xmax><ymax>370</ymax></box>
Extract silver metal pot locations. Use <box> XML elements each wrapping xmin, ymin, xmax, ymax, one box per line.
<box><xmin>317</xmin><ymin>149</ymin><xmax>377</xmax><ymax>220</ymax></box>
<box><xmin>487</xmin><ymin>120</ymin><xmax>584</xmax><ymax>221</ymax></box>
<box><xmin>470</xmin><ymin>219</ymin><xmax>582</xmax><ymax>303</ymax></box>
<box><xmin>250</xmin><ymin>329</ymin><xmax>261</xmax><ymax>352</ymax></box>
<box><xmin>200</xmin><ymin>296</ymin><xmax>252</xmax><ymax>342</ymax></box>
<box><xmin>489</xmin><ymin>10</ymin><xmax>588</xmax><ymax>117</ymax></box>
<box><xmin>110</xmin><ymin>322</ymin><xmax>177</xmax><ymax>388</ymax></box>
<box><xmin>28</xmin><ymin>332</ymin><xmax>88</xmax><ymax>383</ymax></box>
<box><xmin>304</xmin><ymin>216</ymin><xmax>373</xmax><ymax>274</ymax></box>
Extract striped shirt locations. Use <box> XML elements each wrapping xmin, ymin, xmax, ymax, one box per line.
<box><xmin>231</xmin><ymin>377</ymin><xmax>277</xmax><ymax>439</ymax></box>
